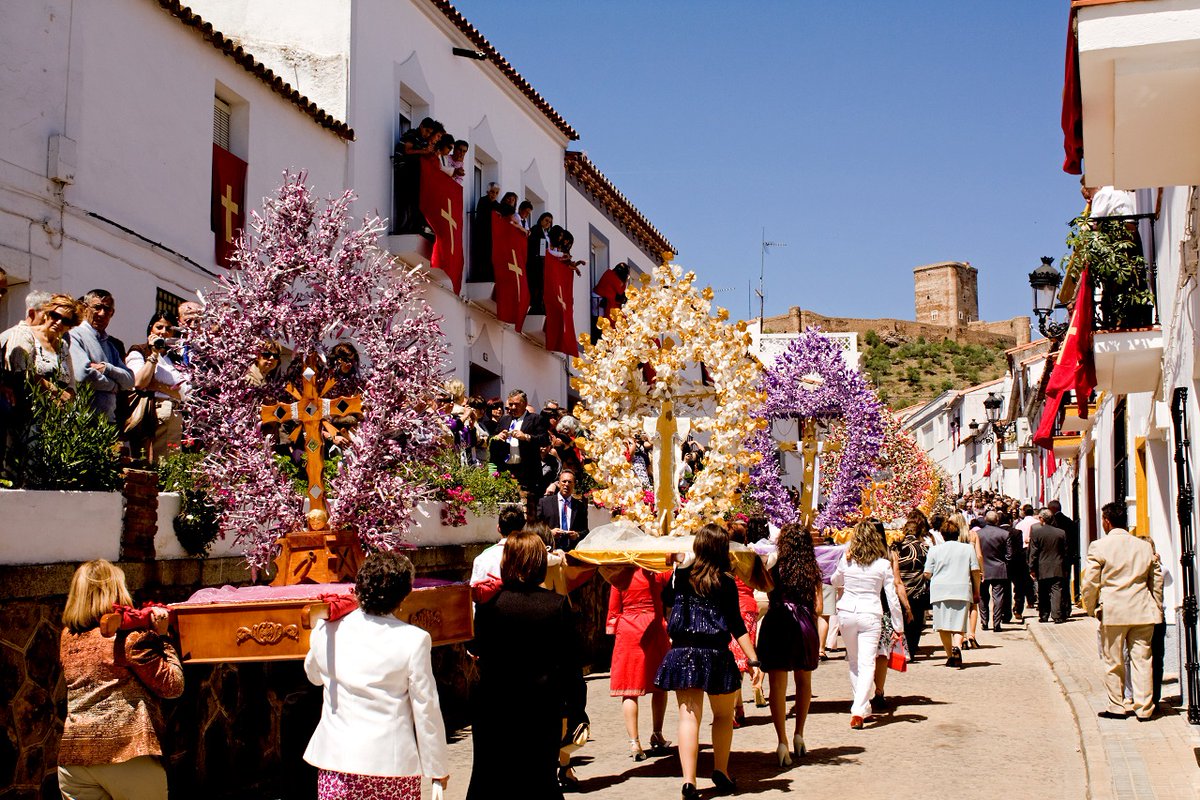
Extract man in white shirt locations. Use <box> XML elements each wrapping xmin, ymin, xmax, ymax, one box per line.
<box><xmin>470</xmin><ymin>506</ymin><xmax>527</xmax><ymax>592</ymax></box>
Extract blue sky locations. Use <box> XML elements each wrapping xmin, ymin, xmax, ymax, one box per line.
<box><xmin>453</xmin><ymin>1</ymin><xmax>1083</xmax><ymax>325</ymax></box>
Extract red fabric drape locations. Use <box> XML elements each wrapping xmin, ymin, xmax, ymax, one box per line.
<box><xmin>491</xmin><ymin>213</ymin><xmax>530</xmax><ymax>331</ymax></box>
<box><xmin>418</xmin><ymin>156</ymin><xmax>464</xmax><ymax>292</ymax></box>
<box><xmin>543</xmin><ymin>253</ymin><xmax>578</xmax><ymax>356</ymax></box>
<box><xmin>1034</xmin><ymin>268</ymin><xmax>1096</xmax><ymax>449</ymax></box>
<box><xmin>1062</xmin><ymin>7</ymin><xmax>1084</xmax><ymax>175</ymax></box>
<box><xmin>211</xmin><ymin>144</ymin><xmax>248</xmax><ymax>267</ymax></box>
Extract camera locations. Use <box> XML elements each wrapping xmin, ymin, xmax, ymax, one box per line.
<box><xmin>152</xmin><ymin>337</ymin><xmax>181</xmax><ymax>352</ymax></box>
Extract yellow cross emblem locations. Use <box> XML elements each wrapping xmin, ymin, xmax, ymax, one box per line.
<box><xmin>220</xmin><ymin>184</ymin><xmax>239</xmax><ymax>243</ymax></box>
<box><xmin>508</xmin><ymin>249</ymin><xmax>523</xmax><ymax>306</ymax></box>
<box><xmin>440</xmin><ymin>198</ymin><xmax>457</xmax><ymax>254</ymax></box>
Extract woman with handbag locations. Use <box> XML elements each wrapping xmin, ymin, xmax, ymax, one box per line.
<box><xmin>655</xmin><ymin>524</ymin><xmax>763</xmax><ymax>799</ymax></box>
<box><xmin>304</xmin><ymin>551</ymin><xmax>449</xmax><ymax>799</ymax></box>
<box><xmin>467</xmin><ymin>530</ymin><xmax>584</xmax><ymax>799</ymax></box>
<box><xmin>922</xmin><ymin>519</ymin><xmax>981</xmax><ymax>668</ymax></box>
<box><xmin>58</xmin><ymin>560</ymin><xmax>184</xmax><ymax>799</ymax></box>
<box><xmin>125</xmin><ymin>312</ymin><xmax>186</xmax><ymax>463</ymax></box>
<box><xmin>832</xmin><ymin>521</ymin><xmax>904</xmax><ymax>729</ymax></box>
<box><xmin>757</xmin><ymin>523</ymin><xmax>822</xmax><ymax>765</ymax></box>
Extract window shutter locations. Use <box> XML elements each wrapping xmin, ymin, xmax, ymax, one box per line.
<box><xmin>213</xmin><ymin>98</ymin><xmax>232</xmax><ymax>150</ymax></box>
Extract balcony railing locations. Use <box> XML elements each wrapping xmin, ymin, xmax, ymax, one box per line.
<box><xmin>1072</xmin><ymin>213</ymin><xmax>1159</xmax><ymax>331</ymax></box>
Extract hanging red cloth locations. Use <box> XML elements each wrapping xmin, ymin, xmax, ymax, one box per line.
<box><xmin>1062</xmin><ymin>7</ymin><xmax>1084</xmax><ymax>175</ymax></box>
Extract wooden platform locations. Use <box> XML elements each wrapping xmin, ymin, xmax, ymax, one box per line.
<box><xmin>173</xmin><ymin>581</ymin><xmax>472</xmax><ymax>663</ymax></box>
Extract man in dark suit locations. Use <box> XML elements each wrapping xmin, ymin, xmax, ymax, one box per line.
<box><xmin>976</xmin><ymin>511</ymin><xmax>1013</xmax><ymax>632</ymax></box>
<box><xmin>488</xmin><ymin>389</ymin><xmax>549</xmax><ymax>516</ymax></box>
<box><xmin>1028</xmin><ymin>508</ymin><xmax>1071</xmax><ymax>623</ymax></box>
<box><xmin>1004</xmin><ymin>514</ymin><xmax>1030</xmax><ymax>623</ymax></box>
<box><xmin>1048</xmin><ymin>500</ymin><xmax>1081</xmax><ymax>605</ymax></box>
<box><xmin>536</xmin><ymin>468</ymin><xmax>589</xmax><ymax>552</ymax></box>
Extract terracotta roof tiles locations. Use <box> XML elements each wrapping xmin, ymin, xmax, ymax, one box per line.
<box><xmin>155</xmin><ymin>0</ymin><xmax>354</xmax><ymax>140</ymax></box>
<box><xmin>564</xmin><ymin>151</ymin><xmax>675</xmax><ymax>260</ymax></box>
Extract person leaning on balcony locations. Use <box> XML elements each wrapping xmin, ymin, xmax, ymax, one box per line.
<box><xmin>58</xmin><ymin>559</ymin><xmax>184</xmax><ymax>800</ymax></box>
<box><xmin>471</xmin><ymin>182</ymin><xmax>502</xmax><ymax>281</ymax></box>
<box><xmin>593</xmin><ymin>262</ymin><xmax>631</xmax><ymax>323</ymax></box>
<box><xmin>1081</xmin><ymin>502</ymin><xmax>1164</xmax><ymax>721</ymax></box>
<box><xmin>393</xmin><ymin>117</ymin><xmax>440</xmax><ymax>234</ymax></box>
<box><xmin>304</xmin><ymin>551</ymin><xmax>450</xmax><ymax>799</ymax></box>
<box><xmin>447</xmin><ymin>140</ymin><xmax>469</xmax><ymax>186</ymax></box>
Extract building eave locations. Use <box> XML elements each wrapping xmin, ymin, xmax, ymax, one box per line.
<box><xmin>564</xmin><ymin>151</ymin><xmax>675</xmax><ymax>260</ymax></box>
<box><xmin>155</xmin><ymin>0</ymin><xmax>355</xmax><ymax>141</ymax></box>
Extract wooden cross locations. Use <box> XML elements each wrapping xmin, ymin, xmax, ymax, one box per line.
<box><xmin>260</xmin><ymin>353</ymin><xmax>362</xmax><ymax>516</ymax></box>
<box><xmin>440</xmin><ymin>199</ymin><xmax>457</xmax><ymax>253</ymax></box>
<box><xmin>221</xmin><ymin>184</ymin><xmax>239</xmax><ymax>243</ymax></box>
<box><xmin>507</xmin><ymin>249</ymin><xmax>523</xmax><ymax>306</ymax></box>
<box><xmin>776</xmin><ymin>418</ymin><xmax>841</xmax><ymax>527</ymax></box>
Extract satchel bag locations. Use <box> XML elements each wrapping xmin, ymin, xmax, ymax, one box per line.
<box><xmin>887</xmin><ymin>636</ymin><xmax>909</xmax><ymax>672</ymax></box>
<box><xmin>123</xmin><ymin>393</ymin><xmax>155</xmax><ymax>435</ymax></box>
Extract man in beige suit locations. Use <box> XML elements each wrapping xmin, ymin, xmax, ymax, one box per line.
<box><xmin>1081</xmin><ymin>502</ymin><xmax>1164</xmax><ymax>721</ymax></box>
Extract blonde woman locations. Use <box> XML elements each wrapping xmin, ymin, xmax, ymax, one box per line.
<box><xmin>58</xmin><ymin>560</ymin><xmax>183</xmax><ymax>800</ymax></box>
<box><xmin>832</xmin><ymin>521</ymin><xmax>903</xmax><ymax>729</ymax></box>
<box><xmin>3</xmin><ymin>292</ymin><xmax>79</xmax><ymax>396</ymax></box>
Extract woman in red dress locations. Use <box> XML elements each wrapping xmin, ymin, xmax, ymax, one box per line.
<box><xmin>607</xmin><ymin>567</ymin><xmax>672</xmax><ymax>761</ymax></box>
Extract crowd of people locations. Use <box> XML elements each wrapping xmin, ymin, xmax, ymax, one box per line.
<box><xmin>0</xmin><ymin>289</ymin><xmax>205</xmax><ymax>471</ymax></box>
<box><xmin>54</xmin><ymin>480</ymin><xmax>1167</xmax><ymax>799</ymax></box>
<box><xmin>392</xmin><ymin>116</ymin><xmax>632</xmax><ymax>322</ymax></box>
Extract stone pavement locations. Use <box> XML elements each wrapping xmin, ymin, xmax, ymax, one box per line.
<box><xmin>427</xmin><ymin>620</ymin><xmax>1087</xmax><ymax>800</ymax></box>
<box><xmin>1028</xmin><ymin>608</ymin><xmax>1200</xmax><ymax>800</ymax></box>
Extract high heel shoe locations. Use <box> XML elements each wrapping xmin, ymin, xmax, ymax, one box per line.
<box><xmin>754</xmin><ymin>686</ymin><xmax>769</xmax><ymax>707</ymax></box>
<box><xmin>681</xmin><ymin>783</ymin><xmax>701</xmax><ymax>800</ymax></box>
<box><xmin>793</xmin><ymin>734</ymin><xmax>806</xmax><ymax>758</ymax></box>
<box><xmin>850</xmin><ymin>715</ymin><xmax>864</xmax><ymax>729</ymax></box>
<box><xmin>776</xmin><ymin>741</ymin><xmax>793</xmax><ymax>767</ymax></box>
<box><xmin>629</xmin><ymin>738</ymin><xmax>647</xmax><ymax>762</ymax></box>
<box><xmin>711</xmin><ymin>770</ymin><xmax>738</xmax><ymax>794</ymax></box>
<box><xmin>648</xmin><ymin>731</ymin><xmax>671</xmax><ymax>755</ymax></box>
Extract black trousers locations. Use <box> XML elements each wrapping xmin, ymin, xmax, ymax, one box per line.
<box><xmin>1036</xmin><ymin>577</ymin><xmax>1070</xmax><ymax>622</ymax></box>
<box><xmin>1010</xmin><ymin>571</ymin><xmax>1035</xmax><ymax>615</ymax></box>
<box><xmin>904</xmin><ymin>592</ymin><xmax>929</xmax><ymax>659</ymax></box>
<box><xmin>979</xmin><ymin>579</ymin><xmax>1011</xmax><ymax>629</ymax></box>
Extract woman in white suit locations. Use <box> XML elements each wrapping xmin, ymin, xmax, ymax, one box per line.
<box><xmin>304</xmin><ymin>552</ymin><xmax>449</xmax><ymax>800</ymax></box>
<box><xmin>832</xmin><ymin>521</ymin><xmax>903</xmax><ymax>730</ymax></box>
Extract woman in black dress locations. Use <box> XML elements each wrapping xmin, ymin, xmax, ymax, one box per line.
<box><xmin>757</xmin><ymin>523</ymin><xmax>822</xmax><ymax>766</ymax></box>
<box><xmin>467</xmin><ymin>530</ymin><xmax>583</xmax><ymax>799</ymax></box>
<box><xmin>656</xmin><ymin>524</ymin><xmax>762</xmax><ymax>799</ymax></box>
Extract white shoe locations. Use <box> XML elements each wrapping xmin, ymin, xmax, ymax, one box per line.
<box><xmin>793</xmin><ymin>734</ymin><xmax>806</xmax><ymax>758</ymax></box>
<box><xmin>776</xmin><ymin>741</ymin><xmax>793</xmax><ymax>767</ymax></box>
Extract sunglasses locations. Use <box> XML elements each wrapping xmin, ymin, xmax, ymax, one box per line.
<box><xmin>47</xmin><ymin>310</ymin><xmax>76</xmax><ymax>324</ymax></box>
<box><xmin>259</xmin><ymin>351</ymin><xmax>280</xmax><ymax>359</ymax></box>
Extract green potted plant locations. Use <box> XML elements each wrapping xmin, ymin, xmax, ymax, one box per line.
<box><xmin>1065</xmin><ymin>215</ymin><xmax>1155</xmax><ymax>329</ymax></box>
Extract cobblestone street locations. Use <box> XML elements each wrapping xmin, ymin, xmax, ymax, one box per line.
<box><xmin>431</xmin><ymin>619</ymin><xmax>1089</xmax><ymax>800</ymax></box>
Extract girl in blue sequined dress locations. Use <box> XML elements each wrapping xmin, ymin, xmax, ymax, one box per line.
<box><xmin>655</xmin><ymin>524</ymin><xmax>762</xmax><ymax>799</ymax></box>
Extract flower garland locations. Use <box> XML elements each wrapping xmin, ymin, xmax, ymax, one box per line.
<box><xmin>572</xmin><ymin>260</ymin><xmax>763</xmax><ymax>536</ymax></box>
<box><xmin>186</xmin><ymin>173</ymin><xmax>448</xmax><ymax>569</ymax></box>
<box><xmin>748</xmin><ymin>328</ymin><xmax>886</xmax><ymax>530</ymax></box>
<box><xmin>819</xmin><ymin>410</ymin><xmax>947</xmax><ymax>523</ymax></box>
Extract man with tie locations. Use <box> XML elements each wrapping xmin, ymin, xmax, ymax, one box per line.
<box><xmin>537</xmin><ymin>468</ymin><xmax>589</xmax><ymax>552</ymax></box>
<box><xmin>488</xmin><ymin>389</ymin><xmax>549</xmax><ymax>516</ymax></box>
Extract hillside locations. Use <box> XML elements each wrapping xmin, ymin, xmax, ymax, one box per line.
<box><xmin>859</xmin><ymin>330</ymin><xmax>1008</xmax><ymax>410</ymax></box>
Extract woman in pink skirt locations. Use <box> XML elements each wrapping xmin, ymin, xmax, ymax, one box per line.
<box><xmin>607</xmin><ymin>567</ymin><xmax>672</xmax><ymax>760</ymax></box>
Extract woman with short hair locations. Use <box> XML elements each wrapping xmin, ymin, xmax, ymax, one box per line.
<box><xmin>58</xmin><ymin>560</ymin><xmax>183</xmax><ymax>800</ymax></box>
<box><xmin>125</xmin><ymin>312</ymin><xmax>186</xmax><ymax>462</ymax></box>
<box><xmin>304</xmin><ymin>551</ymin><xmax>449</xmax><ymax>799</ymax></box>
<box><xmin>832</xmin><ymin>521</ymin><xmax>903</xmax><ymax>729</ymax></box>
<box><xmin>3</xmin><ymin>292</ymin><xmax>79</xmax><ymax>395</ymax></box>
<box><xmin>923</xmin><ymin>519</ymin><xmax>981</xmax><ymax>668</ymax></box>
<box><xmin>467</xmin><ymin>530</ymin><xmax>583</xmax><ymax>798</ymax></box>
<box><xmin>655</xmin><ymin>524</ymin><xmax>763</xmax><ymax>799</ymax></box>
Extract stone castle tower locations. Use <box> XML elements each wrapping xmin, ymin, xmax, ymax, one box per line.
<box><xmin>913</xmin><ymin>261</ymin><xmax>978</xmax><ymax>328</ymax></box>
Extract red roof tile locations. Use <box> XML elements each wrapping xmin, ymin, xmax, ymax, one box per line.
<box><xmin>155</xmin><ymin>0</ymin><xmax>354</xmax><ymax>140</ymax></box>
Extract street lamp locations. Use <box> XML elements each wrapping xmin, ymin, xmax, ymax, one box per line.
<box><xmin>983</xmin><ymin>391</ymin><xmax>1013</xmax><ymax>440</ymax></box>
<box><xmin>1029</xmin><ymin>256</ymin><xmax>1069</xmax><ymax>339</ymax></box>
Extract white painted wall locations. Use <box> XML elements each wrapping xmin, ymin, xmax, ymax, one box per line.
<box><xmin>0</xmin><ymin>0</ymin><xmax>348</xmax><ymax>342</ymax></box>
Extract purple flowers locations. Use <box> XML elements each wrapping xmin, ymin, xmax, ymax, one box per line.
<box><xmin>184</xmin><ymin>173</ymin><xmax>448</xmax><ymax>569</ymax></box>
<box><xmin>748</xmin><ymin>328</ymin><xmax>885</xmax><ymax>530</ymax></box>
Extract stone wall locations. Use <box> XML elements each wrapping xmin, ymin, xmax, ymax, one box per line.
<box><xmin>765</xmin><ymin>307</ymin><xmax>1025</xmax><ymax>349</ymax></box>
<box><xmin>0</xmin><ymin>551</ymin><xmax>614</xmax><ymax>799</ymax></box>
<box><xmin>914</xmin><ymin>261</ymin><xmax>978</xmax><ymax>327</ymax></box>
